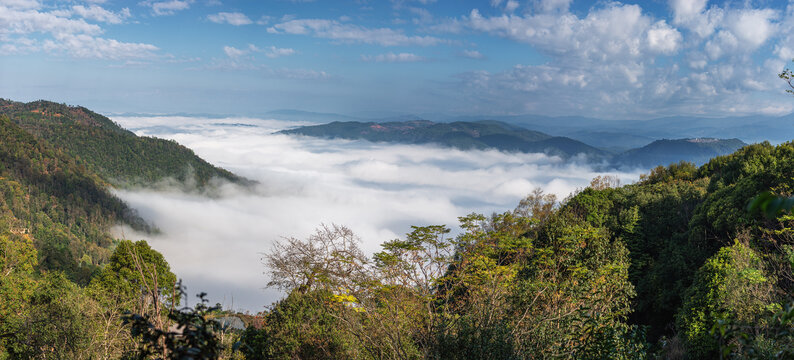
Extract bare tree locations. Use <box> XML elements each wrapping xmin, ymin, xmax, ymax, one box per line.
<box><xmin>263</xmin><ymin>223</ymin><xmax>369</xmax><ymax>294</ymax></box>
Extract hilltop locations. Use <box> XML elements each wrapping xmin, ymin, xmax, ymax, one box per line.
<box><xmin>279</xmin><ymin>120</ymin><xmax>607</xmax><ymax>159</ymax></box>
<box><xmin>0</xmin><ymin>115</ymin><xmax>148</xmax><ymax>284</ymax></box>
<box><xmin>615</xmin><ymin>138</ymin><xmax>748</xmax><ymax>168</ymax></box>
<box><xmin>278</xmin><ymin>119</ymin><xmax>746</xmax><ymax>168</ymax></box>
<box><xmin>0</xmin><ymin>99</ymin><xmax>249</xmax><ymax>189</ymax></box>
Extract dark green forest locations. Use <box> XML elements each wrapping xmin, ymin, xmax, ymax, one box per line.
<box><xmin>2</xmin><ymin>99</ymin><xmax>794</xmax><ymax>359</ymax></box>
<box><xmin>240</xmin><ymin>141</ymin><xmax>794</xmax><ymax>359</ymax></box>
<box><xmin>0</xmin><ymin>99</ymin><xmax>248</xmax><ymax>189</ymax></box>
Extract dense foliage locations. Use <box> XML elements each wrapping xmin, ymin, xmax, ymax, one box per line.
<box><xmin>3</xmin><ymin>97</ymin><xmax>794</xmax><ymax>358</ymax></box>
<box><xmin>0</xmin><ymin>115</ymin><xmax>150</xmax><ymax>284</ymax></box>
<box><xmin>0</xmin><ymin>99</ymin><xmax>247</xmax><ymax>189</ymax></box>
<box><xmin>240</xmin><ymin>141</ymin><xmax>794</xmax><ymax>359</ymax></box>
<box><xmin>0</xmin><ymin>107</ymin><xmax>246</xmax><ymax>358</ymax></box>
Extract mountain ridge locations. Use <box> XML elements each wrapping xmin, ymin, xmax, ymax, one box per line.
<box><xmin>278</xmin><ymin>119</ymin><xmax>747</xmax><ymax>167</ymax></box>
<box><xmin>0</xmin><ymin>99</ymin><xmax>251</xmax><ymax>189</ymax></box>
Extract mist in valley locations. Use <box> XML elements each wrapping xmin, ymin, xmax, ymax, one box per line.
<box><xmin>110</xmin><ymin>115</ymin><xmax>646</xmax><ymax>312</ymax></box>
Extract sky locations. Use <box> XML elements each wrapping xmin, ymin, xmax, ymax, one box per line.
<box><xmin>110</xmin><ymin>115</ymin><xmax>643</xmax><ymax>311</ymax></box>
<box><xmin>2</xmin><ymin>0</ymin><xmax>794</xmax><ymax>119</ymax></box>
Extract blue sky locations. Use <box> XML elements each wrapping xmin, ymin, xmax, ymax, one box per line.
<box><xmin>1</xmin><ymin>0</ymin><xmax>794</xmax><ymax>119</ymax></box>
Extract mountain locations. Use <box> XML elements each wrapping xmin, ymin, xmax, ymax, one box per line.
<box><xmin>0</xmin><ymin>115</ymin><xmax>149</xmax><ymax>284</ymax></box>
<box><xmin>444</xmin><ymin>113</ymin><xmax>794</xmax><ymax>149</ymax></box>
<box><xmin>0</xmin><ymin>99</ymin><xmax>249</xmax><ymax>189</ymax></box>
<box><xmin>258</xmin><ymin>109</ymin><xmax>794</xmax><ymax>153</ymax></box>
<box><xmin>278</xmin><ymin>120</ymin><xmax>607</xmax><ymax>158</ymax></box>
<box><xmin>277</xmin><ymin>120</ymin><xmax>750</xmax><ymax>167</ymax></box>
<box><xmin>614</xmin><ymin>138</ymin><xmax>748</xmax><ymax>168</ymax></box>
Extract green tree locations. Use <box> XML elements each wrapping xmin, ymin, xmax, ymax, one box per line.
<box><xmin>90</xmin><ymin>240</ymin><xmax>178</xmax><ymax>316</ymax></box>
<box><xmin>677</xmin><ymin>240</ymin><xmax>776</xmax><ymax>358</ymax></box>
<box><xmin>7</xmin><ymin>272</ymin><xmax>97</xmax><ymax>359</ymax></box>
<box><xmin>0</xmin><ymin>234</ymin><xmax>38</xmax><ymax>357</ymax></box>
<box><xmin>240</xmin><ymin>289</ymin><xmax>359</xmax><ymax>360</ymax></box>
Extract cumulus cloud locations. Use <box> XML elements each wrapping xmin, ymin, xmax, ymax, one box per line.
<box><xmin>362</xmin><ymin>52</ymin><xmax>424</xmax><ymax>62</ymax></box>
<box><xmin>207</xmin><ymin>11</ymin><xmax>252</xmax><ymax>26</ymax></box>
<box><xmin>2</xmin><ymin>0</ymin><xmax>40</xmax><ymax>10</ymax></box>
<box><xmin>259</xmin><ymin>45</ymin><xmax>296</xmax><ymax>58</ymax></box>
<box><xmin>532</xmin><ymin>0</ymin><xmax>571</xmax><ymax>13</ymax></box>
<box><xmin>461</xmin><ymin>49</ymin><xmax>484</xmax><ymax>59</ymax></box>
<box><xmin>267</xmin><ymin>18</ymin><xmax>444</xmax><ymax>46</ymax></box>
<box><xmin>670</xmin><ymin>0</ymin><xmax>708</xmax><ymax>25</ymax></box>
<box><xmin>43</xmin><ymin>33</ymin><xmax>158</xmax><ymax>59</ymax></box>
<box><xmin>726</xmin><ymin>9</ymin><xmax>777</xmax><ymax>50</ymax></box>
<box><xmin>647</xmin><ymin>20</ymin><xmax>681</xmax><ymax>54</ymax></box>
<box><xmin>223</xmin><ymin>44</ymin><xmax>297</xmax><ymax>59</ymax></box>
<box><xmin>140</xmin><ymin>0</ymin><xmax>193</xmax><ymax>16</ymax></box>
<box><xmin>436</xmin><ymin>0</ymin><xmax>793</xmax><ymax>118</ymax></box>
<box><xmin>0</xmin><ymin>6</ymin><xmax>102</xmax><ymax>36</ymax></box>
<box><xmin>0</xmin><ymin>3</ymin><xmax>158</xmax><ymax>60</ymax></box>
<box><xmin>71</xmin><ymin>5</ymin><xmax>130</xmax><ymax>24</ymax></box>
<box><xmin>467</xmin><ymin>4</ymin><xmax>668</xmax><ymax>63</ymax></box>
<box><xmin>223</xmin><ymin>45</ymin><xmax>246</xmax><ymax>58</ymax></box>
<box><xmin>110</xmin><ymin>115</ymin><xmax>643</xmax><ymax>311</ymax></box>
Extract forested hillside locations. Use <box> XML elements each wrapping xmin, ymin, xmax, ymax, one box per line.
<box><xmin>2</xmin><ymin>99</ymin><xmax>794</xmax><ymax>358</ymax></box>
<box><xmin>0</xmin><ymin>99</ymin><xmax>246</xmax><ymax>189</ymax></box>
<box><xmin>0</xmin><ymin>115</ymin><xmax>149</xmax><ymax>284</ymax></box>
<box><xmin>0</xmin><ymin>111</ymin><xmax>240</xmax><ymax>358</ymax></box>
<box><xmin>241</xmin><ymin>141</ymin><xmax>794</xmax><ymax>359</ymax></box>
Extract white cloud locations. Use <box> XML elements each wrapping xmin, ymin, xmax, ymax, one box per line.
<box><xmin>704</xmin><ymin>30</ymin><xmax>738</xmax><ymax>60</ymax></box>
<box><xmin>461</xmin><ymin>49</ymin><xmax>484</xmax><ymax>59</ymax></box>
<box><xmin>726</xmin><ymin>8</ymin><xmax>777</xmax><ymax>50</ymax></box>
<box><xmin>207</xmin><ymin>11</ymin><xmax>252</xmax><ymax>26</ymax></box>
<box><xmin>140</xmin><ymin>0</ymin><xmax>193</xmax><ymax>16</ymax></box>
<box><xmin>434</xmin><ymin>0</ymin><xmax>793</xmax><ymax>118</ymax></box>
<box><xmin>43</xmin><ymin>33</ymin><xmax>158</xmax><ymax>59</ymax></box>
<box><xmin>408</xmin><ymin>7</ymin><xmax>432</xmax><ymax>24</ymax></box>
<box><xmin>223</xmin><ymin>44</ymin><xmax>297</xmax><ymax>59</ymax></box>
<box><xmin>669</xmin><ymin>0</ymin><xmax>708</xmax><ymax>24</ymax></box>
<box><xmin>268</xmin><ymin>18</ymin><xmax>444</xmax><ymax>46</ymax></box>
<box><xmin>262</xmin><ymin>46</ymin><xmax>296</xmax><ymax>58</ymax></box>
<box><xmin>255</xmin><ymin>15</ymin><xmax>271</xmax><ymax>25</ymax></box>
<box><xmin>2</xmin><ymin>0</ymin><xmax>40</xmax><ymax>10</ymax></box>
<box><xmin>362</xmin><ymin>52</ymin><xmax>424</xmax><ymax>62</ymax></box>
<box><xmin>223</xmin><ymin>45</ymin><xmax>246</xmax><ymax>58</ymax></box>
<box><xmin>0</xmin><ymin>6</ymin><xmax>102</xmax><ymax>36</ymax></box>
<box><xmin>467</xmin><ymin>4</ymin><xmax>660</xmax><ymax>63</ymax></box>
<box><xmin>111</xmin><ymin>115</ymin><xmax>643</xmax><ymax>311</ymax></box>
<box><xmin>647</xmin><ymin>20</ymin><xmax>681</xmax><ymax>54</ymax></box>
<box><xmin>71</xmin><ymin>5</ymin><xmax>130</xmax><ymax>24</ymax></box>
<box><xmin>0</xmin><ymin>3</ymin><xmax>158</xmax><ymax>60</ymax></box>
<box><xmin>504</xmin><ymin>0</ymin><xmax>518</xmax><ymax>13</ymax></box>
<box><xmin>532</xmin><ymin>0</ymin><xmax>571</xmax><ymax>13</ymax></box>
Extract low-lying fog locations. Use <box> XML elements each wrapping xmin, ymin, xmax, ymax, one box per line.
<box><xmin>111</xmin><ymin>115</ymin><xmax>646</xmax><ymax>312</ymax></box>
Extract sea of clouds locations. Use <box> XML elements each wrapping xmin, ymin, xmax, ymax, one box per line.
<box><xmin>110</xmin><ymin>115</ymin><xmax>646</xmax><ymax>312</ymax></box>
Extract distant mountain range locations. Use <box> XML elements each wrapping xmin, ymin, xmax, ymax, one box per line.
<box><xmin>279</xmin><ymin>120</ymin><xmax>607</xmax><ymax>159</ymax></box>
<box><xmin>278</xmin><ymin>120</ymin><xmax>748</xmax><ymax>168</ymax></box>
<box><xmin>615</xmin><ymin>138</ymin><xmax>748</xmax><ymax>168</ymax></box>
<box><xmin>264</xmin><ymin>109</ymin><xmax>793</xmax><ymax>152</ymax></box>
